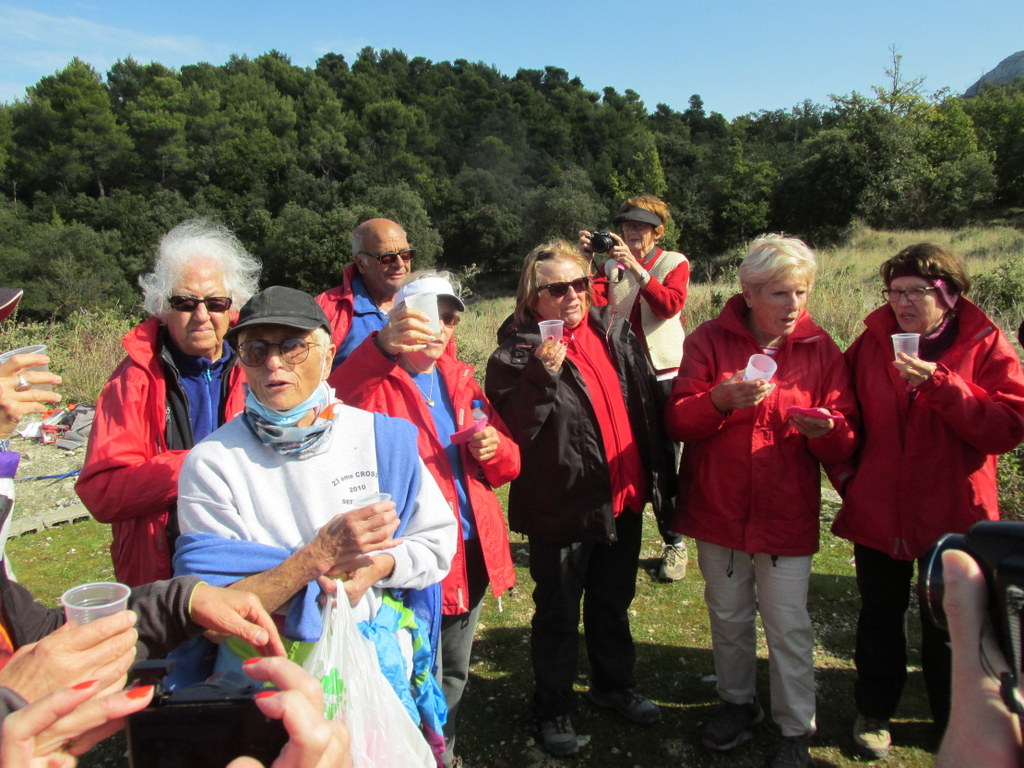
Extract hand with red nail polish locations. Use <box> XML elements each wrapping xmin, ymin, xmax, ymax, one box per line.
<box><xmin>0</xmin><ymin>680</ymin><xmax>154</xmax><ymax>766</ymax></box>
<box><xmin>0</xmin><ymin>611</ymin><xmax>138</xmax><ymax>707</ymax></box>
<box><xmin>230</xmin><ymin>657</ymin><xmax>351</xmax><ymax>768</ymax></box>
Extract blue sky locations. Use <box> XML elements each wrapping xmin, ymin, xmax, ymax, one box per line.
<box><xmin>1</xmin><ymin>0</ymin><xmax>1021</xmax><ymax>119</ymax></box>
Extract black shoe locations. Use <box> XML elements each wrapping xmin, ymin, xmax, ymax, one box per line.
<box><xmin>537</xmin><ymin>715</ymin><xmax>578</xmax><ymax>756</ymax></box>
<box><xmin>585</xmin><ymin>687</ymin><xmax>662</xmax><ymax>724</ymax></box>
<box><xmin>701</xmin><ymin>698</ymin><xmax>764</xmax><ymax>751</ymax></box>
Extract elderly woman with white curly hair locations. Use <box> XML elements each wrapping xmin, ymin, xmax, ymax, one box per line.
<box><xmin>77</xmin><ymin>219</ymin><xmax>260</xmax><ymax>587</ymax></box>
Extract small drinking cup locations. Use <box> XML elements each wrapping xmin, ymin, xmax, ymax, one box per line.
<box><xmin>538</xmin><ymin>320</ymin><xmax>564</xmax><ymax>343</ymax></box>
<box><xmin>0</xmin><ymin>344</ymin><xmax>51</xmax><ymax>391</ymax></box>
<box><xmin>743</xmin><ymin>353</ymin><xmax>778</xmax><ymax>382</ymax></box>
<box><xmin>892</xmin><ymin>333</ymin><xmax>920</xmax><ymax>361</ymax></box>
<box><xmin>61</xmin><ymin>581</ymin><xmax>130</xmax><ymax>625</ymax></box>
<box><xmin>404</xmin><ymin>293</ymin><xmax>442</xmax><ymax>336</ymax></box>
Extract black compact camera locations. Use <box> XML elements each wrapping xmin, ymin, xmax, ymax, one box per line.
<box><xmin>126</xmin><ymin>661</ymin><xmax>289</xmax><ymax>768</ymax></box>
<box><xmin>919</xmin><ymin>521</ymin><xmax>1024</xmax><ymax>676</ymax></box>
<box><xmin>588</xmin><ymin>230</ymin><xmax>616</xmax><ymax>253</ymax></box>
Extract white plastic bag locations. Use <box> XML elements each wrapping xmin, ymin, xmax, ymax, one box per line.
<box><xmin>303</xmin><ymin>584</ymin><xmax>435</xmax><ymax>768</ymax></box>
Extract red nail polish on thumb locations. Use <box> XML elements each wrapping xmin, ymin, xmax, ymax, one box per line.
<box><xmin>126</xmin><ymin>685</ymin><xmax>154</xmax><ymax>700</ymax></box>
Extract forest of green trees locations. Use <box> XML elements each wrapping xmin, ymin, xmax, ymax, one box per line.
<box><xmin>0</xmin><ymin>47</ymin><xmax>1022</xmax><ymax>320</ymax></box>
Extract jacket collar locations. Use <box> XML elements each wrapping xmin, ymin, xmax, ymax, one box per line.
<box><xmin>717</xmin><ymin>293</ymin><xmax>826</xmax><ymax>346</ymax></box>
<box><xmin>862</xmin><ymin>296</ymin><xmax>994</xmax><ymax>350</ymax></box>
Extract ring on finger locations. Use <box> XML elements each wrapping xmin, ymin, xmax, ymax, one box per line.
<box><xmin>15</xmin><ymin>374</ymin><xmax>30</xmax><ymax>392</ymax></box>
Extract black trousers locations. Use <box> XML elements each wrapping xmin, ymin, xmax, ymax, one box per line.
<box><xmin>853</xmin><ymin>543</ymin><xmax>951</xmax><ymax>728</ymax></box>
<box><xmin>528</xmin><ymin>511</ymin><xmax>643</xmax><ymax>720</ymax></box>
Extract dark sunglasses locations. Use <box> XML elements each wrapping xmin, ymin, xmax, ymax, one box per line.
<box><xmin>538</xmin><ymin>277</ymin><xmax>589</xmax><ymax>298</ymax></box>
<box><xmin>237</xmin><ymin>338</ymin><xmax>318</xmax><ymax>367</ymax></box>
<box><xmin>440</xmin><ymin>311</ymin><xmax>461</xmax><ymax>328</ymax></box>
<box><xmin>168</xmin><ymin>295</ymin><xmax>233</xmax><ymax>313</ymax></box>
<box><xmin>358</xmin><ymin>249</ymin><xmax>416</xmax><ymax>267</ymax></box>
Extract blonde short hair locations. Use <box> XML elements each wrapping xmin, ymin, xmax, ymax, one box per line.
<box><xmin>739</xmin><ymin>234</ymin><xmax>818</xmax><ymax>292</ymax></box>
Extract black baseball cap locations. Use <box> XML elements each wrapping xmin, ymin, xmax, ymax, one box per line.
<box><xmin>612</xmin><ymin>206</ymin><xmax>664</xmax><ymax>227</ymax></box>
<box><xmin>225</xmin><ymin>286</ymin><xmax>331</xmax><ymax>344</ymax></box>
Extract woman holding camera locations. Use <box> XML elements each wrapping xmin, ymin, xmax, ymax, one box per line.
<box><xmin>831</xmin><ymin>243</ymin><xmax>1024</xmax><ymax>759</ymax></box>
<box><xmin>579</xmin><ymin>194</ymin><xmax>691</xmax><ymax>582</ymax></box>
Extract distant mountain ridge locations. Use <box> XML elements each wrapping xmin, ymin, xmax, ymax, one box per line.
<box><xmin>965</xmin><ymin>50</ymin><xmax>1024</xmax><ymax>96</ymax></box>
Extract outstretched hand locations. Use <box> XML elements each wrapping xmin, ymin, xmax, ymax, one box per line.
<box><xmin>229</xmin><ymin>657</ymin><xmax>351</xmax><ymax>768</ymax></box>
<box><xmin>189</xmin><ymin>583</ymin><xmax>286</xmax><ymax>657</ymax></box>
<box><xmin>0</xmin><ymin>611</ymin><xmax>138</xmax><ymax>705</ymax></box>
<box><xmin>0</xmin><ymin>679</ymin><xmax>154</xmax><ymax>768</ymax></box>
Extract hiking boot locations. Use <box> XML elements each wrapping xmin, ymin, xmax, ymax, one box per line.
<box><xmin>701</xmin><ymin>698</ymin><xmax>764</xmax><ymax>751</ymax></box>
<box><xmin>853</xmin><ymin>714</ymin><xmax>891</xmax><ymax>759</ymax></box>
<box><xmin>585</xmin><ymin>686</ymin><xmax>662</xmax><ymax>724</ymax></box>
<box><xmin>767</xmin><ymin>735</ymin><xmax>810</xmax><ymax>768</ymax></box>
<box><xmin>658</xmin><ymin>542</ymin><xmax>688</xmax><ymax>581</ymax></box>
<box><xmin>537</xmin><ymin>715</ymin><xmax>578</xmax><ymax>756</ymax></box>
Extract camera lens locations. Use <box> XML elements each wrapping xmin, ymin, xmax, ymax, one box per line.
<box><xmin>589</xmin><ymin>231</ymin><xmax>615</xmax><ymax>254</ymax></box>
<box><xmin>918</xmin><ymin>533</ymin><xmax>967</xmax><ymax>631</ymax></box>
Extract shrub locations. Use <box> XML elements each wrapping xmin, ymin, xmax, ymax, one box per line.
<box><xmin>0</xmin><ymin>308</ymin><xmax>134</xmax><ymax>404</ymax></box>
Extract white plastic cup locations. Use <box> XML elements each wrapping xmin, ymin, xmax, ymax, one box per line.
<box><xmin>743</xmin><ymin>353</ymin><xmax>777</xmax><ymax>382</ymax></box>
<box><xmin>891</xmin><ymin>333</ymin><xmax>920</xmax><ymax>360</ymax></box>
<box><xmin>404</xmin><ymin>293</ymin><xmax>442</xmax><ymax>336</ymax></box>
<box><xmin>537</xmin><ymin>319</ymin><xmax>564</xmax><ymax>343</ymax></box>
<box><xmin>61</xmin><ymin>581</ymin><xmax>130</xmax><ymax>624</ymax></box>
<box><xmin>0</xmin><ymin>344</ymin><xmax>51</xmax><ymax>391</ymax></box>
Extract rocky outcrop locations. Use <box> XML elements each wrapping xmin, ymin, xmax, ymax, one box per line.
<box><xmin>966</xmin><ymin>51</ymin><xmax>1024</xmax><ymax>97</ymax></box>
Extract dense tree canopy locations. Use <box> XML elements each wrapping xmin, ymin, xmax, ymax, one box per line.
<box><xmin>0</xmin><ymin>47</ymin><xmax>1020</xmax><ymax>319</ymax></box>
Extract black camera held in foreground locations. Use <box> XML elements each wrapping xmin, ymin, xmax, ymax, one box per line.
<box><xmin>126</xmin><ymin>661</ymin><xmax>289</xmax><ymax>768</ymax></box>
<box><xmin>588</xmin><ymin>230</ymin><xmax>616</xmax><ymax>254</ymax></box>
<box><xmin>919</xmin><ymin>521</ymin><xmax>1024</xmax><ymax>680</ymax></box>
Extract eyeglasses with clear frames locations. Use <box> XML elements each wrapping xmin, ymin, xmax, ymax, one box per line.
<box><xmin>357</xmin><ymin>249</ymin><xmax>416</xmax><ymax>267</ymax></box>
<box><xmin>237</xmin><ymin>338</ymin><xmax>319</xmax><ymax>367</ymax></box>
<box><xmin>882</xmin><ymin>287</ymin><xmax>938</xmax><ymax>303</ymax></box>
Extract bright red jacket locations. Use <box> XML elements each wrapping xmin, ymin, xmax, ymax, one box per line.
<box><xmin>831</xmin><ymin>299</ymin><xmax>1024</xmax><ymax>560</ymax></box>
<box><xmin>75</xmin><ymin>318</ymin><xmax>247</xmax><ymax>586</ymax></box>
<box><xmin>666</xmin><ymin>294</ymin><xmax>857</xmax><ymax>556</ymax></box>
<box><xmin>329</xmin><ymin>335</ymin><xmax>519</xmax><ymax>614</ymax></box>
<box><xmin>315</xmin><ymin>263</ymin><xmax>359</xmax><ymax>350</ymax></box>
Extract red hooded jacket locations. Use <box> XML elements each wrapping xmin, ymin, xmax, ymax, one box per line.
<box><xmin>315</xmin><ymin>263</ymin><xmax>359</xmax><ymax>350</ymax></box>
<box><xmin>831</xmin><ymin>298</ymin><xmax>1024</xmax><ymax>560</ymax></box>
<box><xmin>75</xmin><ymin>318</ymin><xmax>247</xmax><ymax>586</ymax></box>
<box><xmin>666</xmin><ymin>294</ymin><xmax>857</xmax><ymax>556</ymax></box>
<box><xmin>329</xmin><ymin>335</ymin><xmax>518</xmax><ymax>614</ymax></box>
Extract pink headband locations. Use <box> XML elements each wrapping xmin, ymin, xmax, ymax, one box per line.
<box><xmin>931</xmin><ymin>278</ymin><xmax>959</xmax><ymax>310</ymax></box>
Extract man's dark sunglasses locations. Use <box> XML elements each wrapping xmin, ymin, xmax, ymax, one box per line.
<box><xmin>538</xmin><ymin>277</ymin><xmax>589</xmax><ymax>298</ymax></box>
<box><xmin>358</xmin><ymin>249</ymin><xmax>416</xmax><ymax>267</ymax></box>
<box><xmin>237</xmin><ymin>338</ymin><xmax>318</xmax><ymax>367</ymax></box>
<box><xmin>168</xmin><ymin>295</ymin><xmax>233</xmax><ymax>313</ymax></box>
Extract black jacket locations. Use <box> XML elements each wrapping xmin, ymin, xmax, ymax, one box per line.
<box><xmin>485</xmin><ymin>306</ymin><xmax>675</xmax><ymax>545</ymax></box>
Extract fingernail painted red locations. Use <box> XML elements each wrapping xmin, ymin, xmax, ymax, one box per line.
<box><xmin>243</xmin><ymin>658</ymin><xmax>261</xmax><ymax>666</ymax></box>
<box><xmin>254</xmin><ymin>691</ymin><xmax>278</xmax><ymax>700</ymax></box>
<box><xmin>126</xmin><ymin>685</ymin><xmax>154</xmax><ymax>700</ymax></box>
<box><xmin>72</xmin><ymin>680</ymin><xmax>97</xmax><ymax>690</ymax></box>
